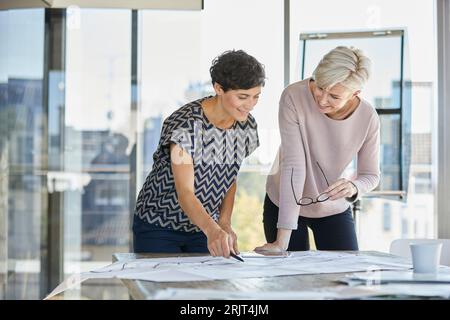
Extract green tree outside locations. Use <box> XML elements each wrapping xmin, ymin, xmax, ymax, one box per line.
<box><xmin>231</xmin><ymin>172</ymin><xmax>267</xmax><ymax>251</ymax></box>
<box><xmin>232</xmin><ymin>171</ymin><xmax>317</xmax><ymax>251</ymax></box>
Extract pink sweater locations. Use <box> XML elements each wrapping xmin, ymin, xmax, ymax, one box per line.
<box><xmin>266</xmin><ymin>78</ymin><xmax>380</xmax><ymax>230</ymax></box>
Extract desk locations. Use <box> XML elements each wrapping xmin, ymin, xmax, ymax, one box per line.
<box><xmin>113</xmin><ymin>251</ymin><xmax>398</xmax><ymax>300</ymax></box>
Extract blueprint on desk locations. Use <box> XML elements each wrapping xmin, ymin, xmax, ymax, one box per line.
<box><xmin>46</xmin><ymin>250</ymin><xmax>414</xmax><ymax>299</ymax></box>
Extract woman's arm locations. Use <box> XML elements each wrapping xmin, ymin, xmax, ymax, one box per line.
<box><xmin>352</xmin><ymin>114</ymin><xmax>381</xmax><ymax>195</ymax></box>
<box><xmin>255</xmin><ymin>228</ymin><xmax>292</xmax><ymax>252</ymax></box>
<box><xmin>170</xmin><ymin>143</ymin><xmax>232</xmax><ymax>258</ymax></box>
<box><xmin>217</xmin><ymin>181</ymin><xmax>239</xmax><ymax>254</ymax></box>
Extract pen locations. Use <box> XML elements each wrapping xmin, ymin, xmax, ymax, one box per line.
<box><xmin>230</xmin><ymin>252</ymin><xmax>244</xmax><ymax>262</ymax></box>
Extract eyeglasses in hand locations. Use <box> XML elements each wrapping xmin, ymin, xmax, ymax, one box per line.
<box><xmin>291</xmin><ymin>161</ymin><xmax>330</xmax><ymax>206</ymax></box>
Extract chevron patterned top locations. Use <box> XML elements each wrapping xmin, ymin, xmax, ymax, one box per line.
<box><xmin>134</xmin><ymin>96</ymin><xmax>260</xmax><ymax>233</ymax></box>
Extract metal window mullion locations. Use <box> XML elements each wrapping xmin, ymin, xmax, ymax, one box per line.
<box><xmin>40</xmin><ymin>8</ymin><xmax>66</xmax><ymax>299</ymax></box>
<box><xmin>300</xmin><ymin>40</ymin><xmax>306</xmax><ymax>80</ymax></box>
<box><xmin>129</xmin><ymin>10</ymin><xmax>138</xmax><ymax>252</ymax></box>
<box><xmin>399</xmin><ymin>33</ymin><xmax>405</xmax><ymax>192</ymax></box>
<box><xmin>40</xmin><ymin>9</ymin><xmax>51</xmax><ymax>299</ymax></box>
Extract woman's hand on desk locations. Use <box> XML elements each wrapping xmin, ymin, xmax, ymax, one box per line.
<box><xmin>255</xmin><ymin>229</ymin><xmax>291</xmax><ymax>252</ymax></box>
<box><xmin>254</xmin><ymin>242</ymin><xmax>285</xmax><ymax>253</ymax></box>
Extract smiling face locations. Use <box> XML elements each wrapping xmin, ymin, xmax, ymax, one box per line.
<box><xmin>309</xmin><ymin>80</ymin><xmax>360</xmax><ymax>116</ymax></box>
<box><xmin>214</xmin><ymin>83</ymin><xmax>262</xmax><ymax>122</ymax></box>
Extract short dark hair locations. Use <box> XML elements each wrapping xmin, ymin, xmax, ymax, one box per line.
<box><xmin>209</xmin><ymin>50</ymin><xmax>266</xmax><ymax>92</ymax></box>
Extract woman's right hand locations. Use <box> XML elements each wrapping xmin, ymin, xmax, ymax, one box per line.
<box><xmin>205</xmin><ymin>225</ymin><xmax>231</xmax><ymax>258</ymax></box>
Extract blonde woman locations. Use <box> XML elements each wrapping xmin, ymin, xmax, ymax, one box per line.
<box><xmin>256</xmin><ymin>46</ymin><xmax>380</xmax><ymax>252</ymax></box>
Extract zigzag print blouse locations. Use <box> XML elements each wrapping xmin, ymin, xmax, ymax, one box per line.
<box><xmin>134</xmin><ymin>96</ymin><xmax>260</xmax><ymax>233</ymax></box>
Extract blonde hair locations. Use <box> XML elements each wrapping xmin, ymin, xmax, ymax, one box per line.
<box><xmin>312</xmin><ymin>46</ymin><xmax>371</xmax><ymax>92</ymax></box>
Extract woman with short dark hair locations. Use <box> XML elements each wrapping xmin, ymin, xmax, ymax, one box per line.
<box><xmin>134</xmin><ymin>50</ymin><xmax>265</xmax><ymax>258</ymax></box>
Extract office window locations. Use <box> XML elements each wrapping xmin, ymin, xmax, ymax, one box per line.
<box><xmin>1</xmin><ymin>1</ymin><xmax>283</xmax><ymax>299</ymax></box>
<box><xmin>291</xmin><ymin>0</ymin><xmax>436</xmax><ymax>251</ymax></box>
<box><xmin>0</xmin><ymin>0</ymin><xmax>440</xmax><ymax>300</ymax></box>
<box><xmin>64</xmin><ymin>9</ymin><xmax>131</xmax><ymax>299</ymax></box>
<box><xmin>401</xmin><ymin>218</ymin><xmax>409</xmax><ymax>237</ymax></box>
<box><xmin>0</xmin><ymin>9</ymin><xmax>45</xmax><ymax>299</ymax></box>
<box><xmin>383</xmin><ymin>203</ymin><xmax>392</xmax><ymax>232</ymax></box>
<box><xmin>138</xmin><ymin>0</ymin><xmax>284</xmax><ymax>251</ymax></box>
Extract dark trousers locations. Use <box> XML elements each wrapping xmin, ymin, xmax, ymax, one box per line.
<box><xmin>132</xmin><ymin>216</ymin><xmax>208</xmax><ymax>253</ymax></box>
<box><xmin>263</xmin><ymin>194</ymin><xmax>358</xmax><ymax>251</ymax></box>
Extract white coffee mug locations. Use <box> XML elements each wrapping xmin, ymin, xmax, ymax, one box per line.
<box><xmin>409</xmin><ymin>242</ymin><xmax>443</xmax><ymax>273</ymax></box>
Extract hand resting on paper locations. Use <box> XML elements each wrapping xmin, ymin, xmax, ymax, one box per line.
<box><xmin>254</xmin><ymin>229</ymin><xmax>291</xmax><ymax>253</ymax></box>
<box><xmin>254</xmin><ymin>242</ymin><xmax>285</xmax><ymax>253</ymax></box>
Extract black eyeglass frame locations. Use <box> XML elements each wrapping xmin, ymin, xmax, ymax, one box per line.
<box><xmin>291</xmin><ymin>161</ymin><xmax>330</xmax><ymax>206</ymax></box>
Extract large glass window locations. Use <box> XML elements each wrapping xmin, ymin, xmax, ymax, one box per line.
<box><xmin>290</xmin><ymin>0</ymin><xmax>437</xmax><ymax>251</ymax></box>
<box><xmin>138</xmin><ymin>0</ymin><xmax>284</xmax><ymax>251</ymax></box>
<box><xmin>0</xmin><ymin>9</ymin><xmax>45</xmax><ymax>299</ymax></box>
<box><xmin>63</xmin><ymin>8</ymin><xmax>132</xmax><ymax>299</ymax></box>
<box><xmin>0</xmin><ymin>0</ymin><xmax>439</xmax><ymax>299</ymax></box>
